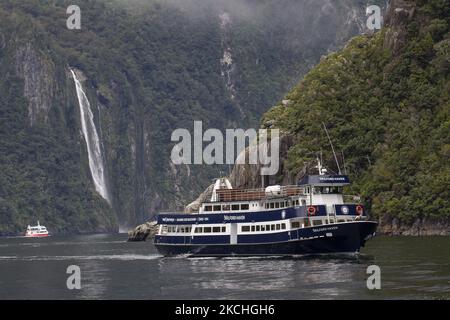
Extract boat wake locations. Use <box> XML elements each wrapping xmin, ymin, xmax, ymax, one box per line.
<box><xmin>0</xmin><ymin>254</ymin><xmax>163</xmax><ymax>261</ymax></box>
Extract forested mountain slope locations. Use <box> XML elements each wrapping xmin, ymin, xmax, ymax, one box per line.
<box><xmin>250</xmin><ymin>0</ymin><xmax>449</xmax><ymax>235</ymax></box>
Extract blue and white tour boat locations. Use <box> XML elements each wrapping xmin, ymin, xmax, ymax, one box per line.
<box><xmin>154</xmin><ymin>159</ymin><xmax>377</xmax><ymax>257</ymax></box>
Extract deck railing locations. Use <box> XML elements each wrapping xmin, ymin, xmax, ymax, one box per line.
<box><xmin>215</xmin><ymin>185</ymin><xmax>303</xmax><ymax>202</ymax></box>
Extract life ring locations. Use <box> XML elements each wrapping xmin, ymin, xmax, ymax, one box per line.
<box><xmin>307</xmin><ymin>206</ymin><xmax>316</xmax><ymax>216</ymax></box>
<box><xmin>356</xmin><ymin>205</ymin><xmax>364</xmax><ymax>216</ymax></box>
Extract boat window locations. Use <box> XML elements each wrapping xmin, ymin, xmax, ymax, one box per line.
<box><xmin>338</xmin><ymin>219</ymin><xmax>345</xmax><ymax>223</ymax></box>
<box><xmin>222</xmin><ymin>226</ymin><xmax>226</xmax><ymax>232</ymax></box>
<box><xmin>256</xmin><ymin>225</ymin><xmax>260</xmax><ymax>232</ymax></box>
<box><xmin>291</xmin><ymin>221</ymin><xmax>300</xmax><ymax>229</ymax></box>
<box><xmin>240</xmin><ymin>204</ymin><xmax>249</xmax><ymax>210</ymax></box>
<box><xmin>313</xmin><ymin>220</ymin><xmax>322</xmax><ymax>226</ymax></box>
<box><xmin>231</xmin><ymin>204</ymin><xmax>240</xmax><ymax>211</ymax></box>
<box><xmin>270</xmin><ymin>203</ymin><xmax>275</xmax><ymax>209</ymax></box>
<box><xmin>275</xmin><ymin>202</ymin><xmax>280</xmax><ymax>208</ymax></box>
<box><xmin>271</xmin><ymin>224</ymin><xmax>275</xmax><ymax>231</ymax></box>
<box><xmin>329</xmin><ymin>219</ymin><xmax>335</xmax><ymax>224</ymax></box>
<box><xmin>222</xmin><ymin>204</ymin><xmax>230</xmax><ymax>211</ymax></box>
<box><xmin>276</xmin><ymin>224</ymin><xmax>280</xmax><ymax>230</ymax></box>
<box><xmin>261</xmin><ymin>225</ymin><xmax>265</xmax><ymax>231</ymax></box>
<box><xmin>281</xmin><ymin>223</ymin><xmax>286</xmax><ymax>230</ymax></box>
<box><xmin>242</xmin><ymin>226</ymin><xmax>250</xmax><ymax>232</ymax></box>
<box><xmin>301</xmin><ymin>200</ymin><xmax>306</xmax><ymax>206</ymax></box>
<box><xmin>266</xmin><ymin>225</ymin><xmax>271</xmax><ymax>231</ymax></box>
<box><xmin>204</xmin><ymin>227</ymin><xmax>212</xmax><ymax>233</ymax></box>
<box><xmin>194</xmin><ymin>227</ymin><xmax>202</xmax><ymax>233</ymax></box>
<box><xmin>204</xmin><ymin>206</ymin><xmax>212</xmax><ymax>212</ymax></box>
<box><xmin>315</xmin><ymin>186</ymin><xmax>343</xmax><ymax>194</ymax></box>
<box><xmin>213</xmin><ymin>205</ymin><xmax>221</xmax><ymax>211</ymax></box>
<box><xmin>213</xmin><ymin>227</ymin><xmax>221</xmax><ymax>233</ymax></box>
<box><xmin>265</xmin><ymin>203</ymin><xmax>269</xmax><ymax>209</ymax></box>
<box><xmin>251</xmin><ymin>225</ymin><xmax>255</xmax><ymax>232</ymax></box>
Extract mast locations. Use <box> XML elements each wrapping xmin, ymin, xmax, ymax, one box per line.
<box><xmin>322</xmin><ymin>122</ymin><xmax>341</xmax><ymax>174</ymax></box>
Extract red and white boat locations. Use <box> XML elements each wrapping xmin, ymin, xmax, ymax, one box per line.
<box><xmin>25</xmin><ymin>221</ymin><xmax>49</xmax><ymax>237</ymax></box>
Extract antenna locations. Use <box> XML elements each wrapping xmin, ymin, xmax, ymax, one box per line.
<box><xmin>322</xmin><ymin>122</ymin><xmax>341</xmax><ymax>174</ymax></box>
<box><xmin>341</xmin><ymin>150</ymin><xmax>348</xmax><ymax>174</ymax></box>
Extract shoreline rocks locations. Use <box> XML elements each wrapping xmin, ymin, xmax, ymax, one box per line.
<box><xmin>127</xmin><ymin>221</ymin><xmax>158</xmax><ymax>241</ymax></box>
<box><xmin>377</xmin><ymin>217</ymin><xmax>450</xmax><ymax>236</ymax></box>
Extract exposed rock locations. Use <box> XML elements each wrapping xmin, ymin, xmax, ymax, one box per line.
<box><xmin>377</xmin><ymin>216</ymin><xmax>450</xmax><ymax>236</ymax></box>
<box><xmin>184</xmin><ymin>183</ymin><xmax>214</xmax><ymax>213</ymax></box>
<box><xmin>127</xmin><ymin>221</ymin><xmax>158</xmax><ymax>241</ymax></box>
<box><xmin>281</xmin><ymin>99</ymin><xmax>292</xmax><ymax>106</ymax></box>
<box><xmin>383</xmin><ymin>0</ymin><xmax>416</xmax><ymax>55</ymax></box>
<box><xmin>15</xmin><ymin>43</ymin><xmax>56</xmax><ymax>126</ymax></box>
<box><xmin>229</xmin><ymin>132</ymin><xmax>296</xmax><ymax>189</ymax></box>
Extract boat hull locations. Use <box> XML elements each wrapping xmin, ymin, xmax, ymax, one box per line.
<box><xmin>25</xmin><ymin>233</ymin><xmax>49</xmax><ymax>238</ymax></box>
<box><xmin>154</xmin><ymin>221</ymin><xmax>377</xmax><ymax>257</ymax></box>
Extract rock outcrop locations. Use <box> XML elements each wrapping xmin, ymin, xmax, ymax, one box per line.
<box><xmin>184</xmin><ymin>183</ymin><xmax>214</xmax><ymax>213</ymax></box>
<box><xmin>378</xmin><ymin>217</ymin><xmax>450</xmax><ymax>236</ymax></box>
<box><xmin>127</xmin><ymin>221</ymin><xmax>159</xmax><ymax>241</ymax></box>
<box><xmin>383</xmin><ymin>0</ymin><xmax>416</xmax><ymax>54</ymax></box>
<box><xmin>229</xmin><ymin>132</ymin><xmax>309</xmax><ymax>189</ymax></box>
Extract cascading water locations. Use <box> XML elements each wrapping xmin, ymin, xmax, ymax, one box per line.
<box><xmin>70</xmin><ymin>69</ymin><xmax>111</xmax><ymax>205</ymax></box>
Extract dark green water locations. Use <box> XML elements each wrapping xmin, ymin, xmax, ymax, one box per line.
<box><xmin>0</xmin><ymin>234</ymin><xmax>448</xmax><ymax>299</ymax></box>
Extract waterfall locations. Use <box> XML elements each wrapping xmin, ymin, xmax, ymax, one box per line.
<box><xmin>219</xmin><ymin>12</ymin><xmax>244</xmax><ymax>116</ymax></box>
<box><xmin>70</xmin><ymin>69</ymin><xmax>111</xmax><ymax>205</ymax></box>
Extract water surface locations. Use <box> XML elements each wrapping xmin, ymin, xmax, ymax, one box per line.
<box><xmin>0</xmin><ymin>234</ymin><xmax>448</xmax><ymax>299</ymax></box>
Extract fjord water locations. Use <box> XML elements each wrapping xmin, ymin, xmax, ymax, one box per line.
<box><xmin>0</xmin><ymin>234</ymin><xmax>449</xmax><ymax>300</ymax></box>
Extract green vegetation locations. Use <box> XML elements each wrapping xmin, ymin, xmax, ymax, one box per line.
<box><xmin>262</xmin><ymin>0</ymin><xmax>450</xmax><ymax>224</ymax></box>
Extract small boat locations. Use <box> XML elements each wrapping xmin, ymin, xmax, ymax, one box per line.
<box><xmin>25</xmin><ymin>221</ymin><xmax>49</xmax><ymax>237</ymax></box>
<box><xmin>154</xmin><ymin>158</ymin><xmax>377</xmax><ymax>257</ymax></box>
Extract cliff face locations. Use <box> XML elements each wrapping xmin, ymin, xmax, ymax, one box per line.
<box><xmin>0</xmin><ymin>0</ymin><xmax>379</xmax><ymax>235</ymax></box>
<box><xmin>15</xmin><ymin>43</ymin><xmax>57</xmax><ymax>126</ymax></box>
<box><xmin>232</xmin><ymin>0</ymin><xmax>450</xmax><ymax>235</ymax></box>
<box><xmin>383</xmin><ymin>0</ymin><xmax>416</xmax><ymax>54</ymax></box>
